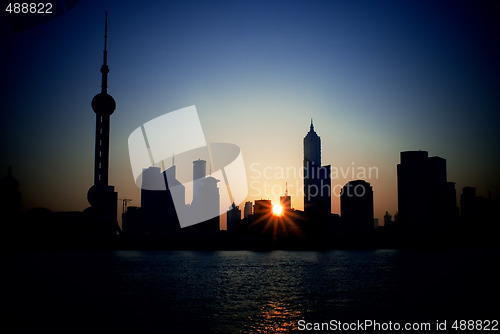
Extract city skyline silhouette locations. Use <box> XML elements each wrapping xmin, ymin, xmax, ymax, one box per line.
<box><xmin>2</xmin><ymin>3</ymin><xmax>500</xmax><ymax>332</ymax></box>
<box><xmin>2</xmin><ymin>113</ymin><xmax>497</xmax><ymax>248</ymax></box>
<box><xmin>1</xmin><ymin>0</ymin><xmax>499</xmax><ymax>237</ymax></box>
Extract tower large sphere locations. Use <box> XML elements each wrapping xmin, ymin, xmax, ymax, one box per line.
<box><xmin>92</xmin><ymin>92</ymin><xmax>116</xmax><ymax>115</ymax></box>
<box><xmin>87</xmin><ymin>184</ymin><xmax>107</xmax><ymax>206</ymax></box>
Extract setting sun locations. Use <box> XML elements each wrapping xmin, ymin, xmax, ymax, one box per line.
<box><xmin>272</xmin><ymin>204</ymin><xmax>283</xmax><ymax>216</ymax></box>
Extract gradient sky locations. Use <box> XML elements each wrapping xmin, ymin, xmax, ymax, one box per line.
<box><xmin>1</xmin><ymin>0</ymin><xmax>499</xmax><ymax>227</ymax></box>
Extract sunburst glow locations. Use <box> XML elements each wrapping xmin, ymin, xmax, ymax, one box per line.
<box><xmin>272</xmin><ymin>204</ymin><xmax>283</xmax><ymax>216</ymax></box>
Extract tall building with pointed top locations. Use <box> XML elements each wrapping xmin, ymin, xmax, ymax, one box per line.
<box><xmin>304</xmin><ymin>119</ymin><xmax>321</xmax><ymax>167</ymax></box>
<box><xmin>87</xmin><ymin>12</ymin><xmax>118</xmax><ymax>232</ymax></box>
<box><xmin>303</xmin><ymin>120</ymin><xmax>331</xmax><ymax>217</ymax></box>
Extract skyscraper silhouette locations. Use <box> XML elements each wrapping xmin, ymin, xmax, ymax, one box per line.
<box><xmin>397</xmin><ymin>151</ymin><xmax>457</xmax><ymax>242</ymax></box>
<box><xmin>244</xmin><ymin>201</ymin><xmax>253</xmax><ymax>219</ymax></box>
<box><xmin>397</xmin><ymin>151</ymin><xmax>428</xmax><ymax>239</ymax></box>
<box><xmin>87</xmin><ymin>13</ymin><xmax>118</xmax><ymax>234</ymax></box>
<box><xmin>303</xmin><ymin>120</ymin><xmax>331</xmax><ymax>218</ymax></box>
<box><xmin>280</xmin><ymin>183</ymin><xmax>291</xmax><ymax>212</ymax></box>
<box><xmin>192</xmin><ymin>159</ymin><xmax>206</xmax><ymax>205</ymax></box>
<box><xmin>254</xmin><ymin>199</ymin><xmax>272</xmax><ymax>218</ymax></box>
<box><xmin>164</xmin><ymin>161</ymin><xmax>185</xmax><ymax>231</ymax></box>
<box><xmin>304</xmin><ymin>119</ymin><xmax>321</xmax><ymax>168</ymax></box>
<box><xmin>227</xmin><ymin>203</ymin><xmax>241</xmax><ymax>232</ymax></box>
<box><xmin>140</xmin><ymin>166</ymin><xmax>169</xmax><ymax>235</ymax></box>
<box><xmin>341</xmin><ymin>180</ymin><xmax>374</xmax><ymax>238</ymax></box>
<box><xmin>183</xmin><ymin>173</ymin><xmax>221</xmax><ymax>235</ymax></box>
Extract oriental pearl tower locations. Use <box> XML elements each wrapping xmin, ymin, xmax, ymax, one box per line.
<box><xmin>87</xmin><ymin>12</ymin><xmax>119</xmax><ymax>234</ymax></box>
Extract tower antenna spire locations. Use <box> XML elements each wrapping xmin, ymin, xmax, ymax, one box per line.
<box><xmin>104</xmin><ymin>11</ymin><xmax>107</xmax><ymax>62</ymax></box>
<box><xmin>101</xmin><ymin>11</ymin><xmax>109</xmax><ymax>94</ymax></box>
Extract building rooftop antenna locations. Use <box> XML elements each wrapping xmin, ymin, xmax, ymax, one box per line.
<box><xmin>100</xmin><ymin>11</ymin><xmax>109</xmax><ymax>94</ymax></box>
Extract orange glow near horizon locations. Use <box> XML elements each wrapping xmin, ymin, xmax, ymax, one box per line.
<box><xmin>272</xmin><ymin>204</ymin><xmax>283</xmax><ymax>216</ymax></box>
<box><xmin>248</xmin><ymin>201</ymin><xmax>302</xmax><ymax>240</ymax></box>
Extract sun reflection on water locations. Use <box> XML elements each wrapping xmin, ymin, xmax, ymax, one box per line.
<box><xmin>245</xmin><ymin>300</ymin><xmax>302</xmax><ymax>333</ymax></box>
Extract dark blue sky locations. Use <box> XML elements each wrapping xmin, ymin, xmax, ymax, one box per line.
<box><xmin>1</xmin><ymin>0</ymin><xmax>499</xmax><ymax>222</ymax></box>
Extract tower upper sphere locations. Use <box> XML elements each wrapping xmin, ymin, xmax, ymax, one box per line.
<box><xmin>92</xmin><ymin>93</ymin><xmax>116</xmax><ymax>115</ymax></box>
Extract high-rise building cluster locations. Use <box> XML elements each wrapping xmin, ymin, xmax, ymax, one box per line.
<box><xmin>396</xmin><ymin>151</ymin><xmax>458</xmax><ymax>242</ymax></box>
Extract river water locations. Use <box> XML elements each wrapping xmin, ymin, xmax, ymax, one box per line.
<box><xmin>3</xmin><ymin>249</ymin><xmax>499</xmax><ymax>333</ymax></box>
